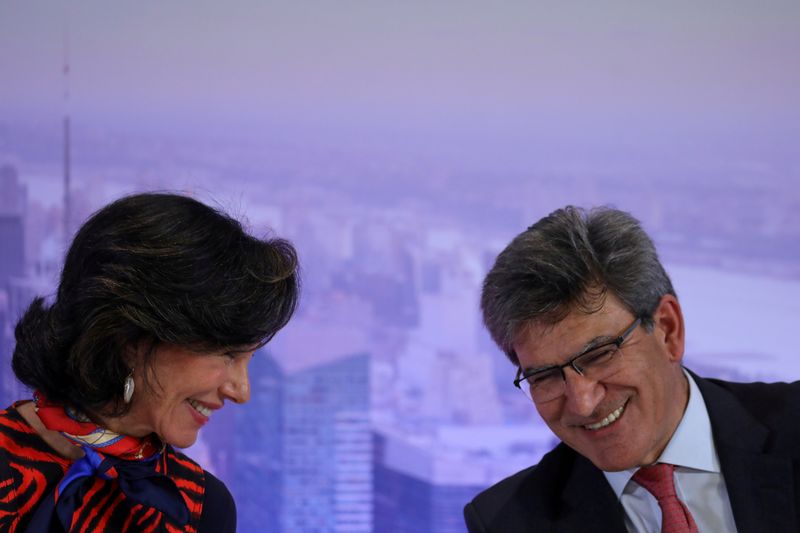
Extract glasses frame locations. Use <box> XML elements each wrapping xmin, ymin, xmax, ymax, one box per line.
<box><xmin>513</xmin><ymin>316</ymin><xmax>643</xmax><ymax>401</ymax></box>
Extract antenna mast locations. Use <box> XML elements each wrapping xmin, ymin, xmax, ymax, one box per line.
<box><xmin>62</xmin><ymin>22</ymin><xmax>71</xmax><ymax>241</ymax></box>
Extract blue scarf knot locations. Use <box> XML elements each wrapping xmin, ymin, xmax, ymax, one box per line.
<box><xmin>27</xmin><ymin>445</ymin><xmax>189</xmax><ymax>532</ymax></box>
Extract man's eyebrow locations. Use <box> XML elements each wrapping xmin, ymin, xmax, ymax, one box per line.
<box><xmin>577</xmin><ymin>334</ymin><xmax>617</xmax><ymax>354</ymax></box>
<box><xmin>521</xmin><ymin>363</ymin><xmax>557</xmax><ymax>375</ymax></box>
<box><xmin>521</xmin><ymin>335</ymin><xmax>618</xmax><ymax>374</ymax></box>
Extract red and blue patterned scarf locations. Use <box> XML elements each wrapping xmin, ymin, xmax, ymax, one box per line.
<box><xmin>28</xmin><ymin>392</ymin><xmax>189</xmax><ymax>531</ymax></box>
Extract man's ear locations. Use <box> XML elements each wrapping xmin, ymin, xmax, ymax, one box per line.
<box><xmin>652</xmin><ymin>294</ymin><xmax>685</xmax><ymax>363</ymax></box>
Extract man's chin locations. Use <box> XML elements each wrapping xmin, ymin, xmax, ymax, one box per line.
<box><xmin>579</xmin><ymin>448</ymin><xmax>639</xmax><ymax>472</ymax></box>
<box><xmin>594</xmin><ymin>460</ymin><xmax>635</xmax><ymax>472</ymax></box>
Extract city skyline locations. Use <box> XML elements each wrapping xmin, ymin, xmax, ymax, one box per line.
<box><xmin>1</xmin><ymin>155</ymin><xmax>799</xmax><ymax>531</ymax></box>
<box><xmin>2</xmin><ymin>2</ymin><xmax>799</xmax><ymax>531</ymax></box>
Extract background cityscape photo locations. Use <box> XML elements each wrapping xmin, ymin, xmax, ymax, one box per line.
<box><xmin>1</xmin><ymin>2</ymin><xmax>799</xmax><ymax>532</ymax></box>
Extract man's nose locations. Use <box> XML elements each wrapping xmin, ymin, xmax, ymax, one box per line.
<box><xmin>562</xmin><ymin>368</ymin><xmax>604</xmax><ymax>418</ymax></box>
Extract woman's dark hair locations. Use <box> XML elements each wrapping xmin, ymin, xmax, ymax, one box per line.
<box><xmin>12</xmin><ymin>192</ymin><xmax>299</xmax><ymax>416</ymax></box>
<box><xmin>481</xmin><ymin>206</ymin><xmax>675</xmax><ymax>365</ymax></box>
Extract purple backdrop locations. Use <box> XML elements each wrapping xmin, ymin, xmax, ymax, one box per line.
<box><xmin>1</xmin><ymin>2</ymin><xmax>799</xmax><ymax>531</ymax></box>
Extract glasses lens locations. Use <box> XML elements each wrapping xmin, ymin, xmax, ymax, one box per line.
<box><xmin>574</xmin><ymin>344</ymin><xmax>620</xmax><ymax>376</ymax></box>
<box><xmin>520</xmin><ymin>369</ymin><xmax>563</xmax><ymax>402</ymax></box>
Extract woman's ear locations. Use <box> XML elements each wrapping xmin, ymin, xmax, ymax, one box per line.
<box><xmin>652</xmin><ymin>294</ymin><xmax>685</xmax><ymax>363</ymax></box>
<box><xmin>123</xmin><ymin>343</ymin><xmax>142</xmax><ymax>369</ymax></box>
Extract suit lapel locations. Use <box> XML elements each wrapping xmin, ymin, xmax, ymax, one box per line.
<box><xmin>695</xmin><ymin>374</ymin><xmax>797</xmax><ymax>533</ymax></box>
<box><xmin>559</xmin><ymin>453</ymin><xmax>628</xmax><ymax>533</ymax></box>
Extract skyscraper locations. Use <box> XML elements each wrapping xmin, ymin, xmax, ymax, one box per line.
<box><xmin>0</xmin><ymin>216</ymin><xmax>24</xmax><ymax>293</ymax></box>
<box><xmin>232</xmin><ymin>353</ymin><xmax>284</xmax><ymax>533</ymax></box>
<box><xmin>0</xmin><ymin>164</ymin><xmax>26</xmax><ymax>292</ymax></box>
<box><xmin>373</xmin><ymin>425</ymin><xmax>554</xmax><ymax>533</ymax></box>
<box><xmin>0</xmin><ymin>164</ymin><xmax>27</xmax><ymax>406</ymax></box>
<box><xmin>232</xmin><ymin>321</ymin><xmax>372</xmax><ymax>533</ymax></box>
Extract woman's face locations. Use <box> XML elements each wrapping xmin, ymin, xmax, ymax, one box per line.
<box><xmin>118</xmin><ymin>343</ymin><xmax>255</xmax><ymax>448</ymax></box>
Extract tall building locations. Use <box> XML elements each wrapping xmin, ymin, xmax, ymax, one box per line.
<box><xmin>0</xmin><ymin>216</ymin><xmax>24</xmax><ymax>294</ymax></box>
<box><xmin>232</xmin><ymin>321</ymin><xmax>372</xmax><ymax>533</ymax></box>
<box><xmin>0</xmin><ymin>275</ymin><xmax>52</xmax><ymax>406</ymax></box>
<box><xmin>282</xmin><ymin>352</ymin><xmax>371</xmax><ymax>532</ymax></box>
<box><xmin>374</xmin><ymin>424</ymin><xmax>555</xmax><ymax>533</ymax></box>
<box><xmin>0</xmin><ymin>164</ymin><xmax>28</xmax><ymax>407</ymax></box>
<box><xmin>0</xmin><ymin>290</ymin><xmax>15</xmax><ymax>408</ymax></box>
<box><xmin>0</xmin><ymin>164</ymin><xmax>26</xmax><ymax>293</ymax></box>
<box><xmin>231</xmin><ymin>353</ymin><xmax>284</xmax><ymax>533</ymax></box>
<box><xmin>374</xmin><ymin>432</ymin><xmax>479</xmax><ymax>533</ymax></box>
<box><xmin>0</xmin><ymin>164</ymin><xmax>26</xmax><ymax>217</ymax></box>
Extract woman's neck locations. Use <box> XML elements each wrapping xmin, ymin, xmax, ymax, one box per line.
<box><xmin>17</xmin><ymin>401</ymin><xmax>84</xmax><ymax>460</ymax></box>
<box><xmin>97</xmin><ymin>405</ymin><xmax>155</xmax><ymax>440</ymax></box>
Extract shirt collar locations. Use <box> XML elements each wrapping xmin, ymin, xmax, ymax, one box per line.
<box><xmin>603</xmin><ymin>368</ymin><xmax>720</xmax><ymax>500</ymax></box>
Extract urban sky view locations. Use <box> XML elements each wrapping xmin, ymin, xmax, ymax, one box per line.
<box><xmin>2</xmin><ymin>2</ymin><xmax>799</xmax><ymax>532</ymax></box>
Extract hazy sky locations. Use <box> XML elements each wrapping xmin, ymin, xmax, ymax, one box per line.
<box><xmin>2</xmin><ymin>1</ymin><xmax>798</xmax><ymax>150</ymax></box>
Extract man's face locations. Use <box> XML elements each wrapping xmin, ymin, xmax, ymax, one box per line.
<box><xmin>512</xmin><ymin>294</ymin><xmax>688</xmax><ymax>472</ymax></box>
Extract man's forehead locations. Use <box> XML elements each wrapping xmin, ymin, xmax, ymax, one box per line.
<box><xmin>515</xmin><ymin>314</ymin><xmax>596</xmax><ymax>349</ymax></box>
<box><xmin>513</xmin><ymin>299</ymin><xmax>628</xmax><ymax>364</ymax></box>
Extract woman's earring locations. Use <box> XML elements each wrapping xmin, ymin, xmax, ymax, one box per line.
<box><xmin>123</xmin><ymin>371</ymin><xmax>135</xmax><ymax>404</ymax></box>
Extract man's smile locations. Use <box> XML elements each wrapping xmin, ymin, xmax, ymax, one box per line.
<box><xmin>576</xmin><ymin>399</ymin><xmax>629</xmax><ymax>431</ymax></box>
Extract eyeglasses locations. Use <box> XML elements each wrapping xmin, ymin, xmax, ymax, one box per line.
<box><xmin>513</xmin><ymin>316</ymin><xmax>642</xmax><ymax>403</ymax></box>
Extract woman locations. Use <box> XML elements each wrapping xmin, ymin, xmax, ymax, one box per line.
<box><xmin>0</xmin><ymin>193</ymin><xmax>299</xmax><ymax>532</ymax></box>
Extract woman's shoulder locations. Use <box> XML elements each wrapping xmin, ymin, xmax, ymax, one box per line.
<box><xmin>201</xmin><ymin>470</ymin><xmax>237</xmax><ymax>532</ymax></box>
<box><xmin>0</xmin><ymin>401</ymin><xmax>37</xmax><ymax>435</ymax></box>
<box><xmin>0</xmin><ymin>401</ymin><xmax>62</xmax><ymax>458</ymax></box>
<box><xmin>163</xmin><ymin>444</ymin><xmax>205</xmax><ymax>478</ymax></box>
<box><xmin>163</xmin><ymin>446</ymin><xmax>237</xmax><ymax>532</ymax></box>
<box><xmin>0</xmin><ymin>402</ymin><xmax>69</xmax><ymax>532</ymax></box>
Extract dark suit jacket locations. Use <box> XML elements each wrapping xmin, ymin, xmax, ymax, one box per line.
<box><xmin>464</xmin><ymin>373</ymin><xmax>800</xmax><ymax>533</ymax></box>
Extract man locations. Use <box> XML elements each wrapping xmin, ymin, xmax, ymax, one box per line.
<box><xmin>464</xmin><ymin>206</ymin><xmax>800</xmax><ymax>533</ymax></box>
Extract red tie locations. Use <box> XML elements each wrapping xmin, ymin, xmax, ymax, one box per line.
<box><xmin>632</xmin><ymin>463</ymin><xmax>699</xmax><ymax>533</ymax></box>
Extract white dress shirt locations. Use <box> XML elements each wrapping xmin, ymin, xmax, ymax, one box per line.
<box><xmin>603</xmin><ymin>370</ymin><xmax>738</xmax><ymax>533</ymax></box>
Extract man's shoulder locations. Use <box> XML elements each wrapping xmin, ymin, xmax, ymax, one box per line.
<box><xmin>465</xmin><ymin>442</ymin><xmax>577</xmax><ymax>530</ymax></box>
<box><xmin>697</xmin><ymin>374</ymin><xmax>800</xmax><ymax>425</ymax></box>
<box><xmin>470</xmin><ymin>442</ymin><xmax>572</xmax><ymax>501</ymax></box>
<box><xmin>702</xmin><ymin>375</ymin><xmax>800</xmax><ymax>399</ymax></box>
<box><xmin>694</xmin><ymin>373</ymin><xmax>800</xmax><ymax>456</ymax></box>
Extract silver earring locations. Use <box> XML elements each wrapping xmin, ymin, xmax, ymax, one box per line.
<box><xmin>123</xmin><ymin>371</ymin><xmax>135</xmax><ymax>403</ymax></box>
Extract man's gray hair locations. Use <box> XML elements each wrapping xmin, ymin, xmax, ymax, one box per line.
<box><xmin>481</xmin><ymin>206</ymin><xmax>675</xmax><ymax>365</ymax></box>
